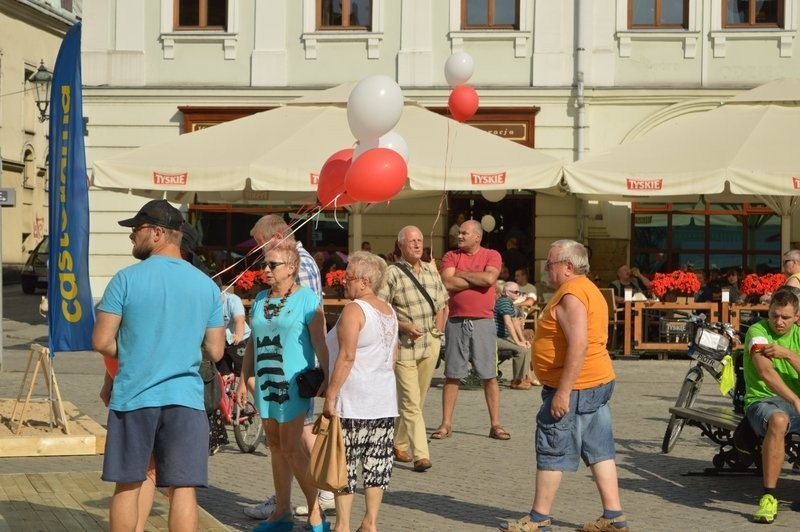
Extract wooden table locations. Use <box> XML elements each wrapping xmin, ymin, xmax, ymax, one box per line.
<box><xmin>623</xmin><ymin>301</ymin><xmax>719</xmax><ymax>356</ymax></box>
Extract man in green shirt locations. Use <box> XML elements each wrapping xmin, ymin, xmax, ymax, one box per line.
<box><xmin>743</xmin><ymin>289</ymin><xmax>800</xmax><ymax>524</ymax></box>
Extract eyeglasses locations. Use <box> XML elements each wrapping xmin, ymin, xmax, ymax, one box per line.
<box><xmin>544</xmin><ymin>259</ymin><xmax>567</xmax><ymax>271</ymax></box>
<box><xmin>264</xmin><ymin>261</ymin><xmax>286</xmax><ymax>270</ymax></box>
<box><xmin>131</xmin><ymin>225</ymin><xmax>154</xmax><ymax>234</ymax></box>
<box><xmin>507</xmin><ymin>290</ymin><xmax>520</xmax><ymax>295</ymax></box>
<box><xmin>345</xmin><ymin>273</ymin><xmax>360</xmax><ymax>282</ymax></box>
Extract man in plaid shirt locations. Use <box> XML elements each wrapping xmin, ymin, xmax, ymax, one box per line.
<box><xmin>379</xmin><ymin>225</ymin><xmax>447</xmax><ymax>472</ymax></box>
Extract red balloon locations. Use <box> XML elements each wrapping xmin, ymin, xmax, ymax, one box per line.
<box><xmin>448</xmin><ymin>85</ymin><xmax>479</xmax><ymax>122</ymax></box>
<box><xmin>317</xmin><ymin>148</ymin><xmax>358</xmax><ymax>207</ymax></box>
<box><xmin>344</xmin><ymin>148</ymin><xmax>408</xmax><ymax>203</ymax></box>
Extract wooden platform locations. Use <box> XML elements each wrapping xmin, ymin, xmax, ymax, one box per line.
<box><xmin>0</xmin><ymin>471</ymin><xmax>228</xmax><ymax>531</ymax></box>
<box><xmin>0</xmin><ymin>399</ymin><xmax>106</xmax><ymax>457</ymax></box>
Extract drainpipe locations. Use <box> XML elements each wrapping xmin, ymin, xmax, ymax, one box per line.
<box><xmin>574</xmin><ymin>0</ymin><xmax>589</xmax><ymax>243</ymax></box>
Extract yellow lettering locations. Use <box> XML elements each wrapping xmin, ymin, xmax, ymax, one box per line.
<box><xmin>61</xmin><ymin>86</ymin><xmax>70</xmax><ymax>115</ymax></box>
<box><xmin>58</xmin><ymin>249</ymin><xmax>73</xmax><ymax>270</ymax></box>
<box><xmin>62</xmin><ymin>299</ymin><xmax>82</xmax><ymax>323</ymax></box>
<box><xmin>59</xmin><ymin>271</ymin><xmax>78</xmax><ymax>300</ymax></box>
<box><xmin>60</xmin><ymin>206</ymin><xmax>68</xmax><ymax>232</ymax></box>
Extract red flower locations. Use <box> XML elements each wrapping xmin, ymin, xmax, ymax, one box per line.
<box><xmin>650</xmin><ymin>271</ymin><xmax>701</xmax><ymax>298</ymax></box>
<box><xmin>741</xmin><ymin>273</ymin><xmax>787</xmax><ymax>296</ymax></box>
<box><xmin>325</xmin><ymin>270</ymin><xmax>346</xmax><ymax>287</ymax></box>
<box><xmin>234</xmin><ymin>269</ymin><xmax>267</xmax><ymax>291</ymax></box>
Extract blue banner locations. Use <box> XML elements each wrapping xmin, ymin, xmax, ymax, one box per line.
<box><xmin>48</xmin><ymin>22</ymin><xmax>95</xmax><ymax>353</ymax></box>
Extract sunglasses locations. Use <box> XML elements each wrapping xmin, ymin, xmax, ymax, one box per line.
<box><xmin>131</xmin><ymin>224</ymin><xmax>154</xmax><ymax>234</ymax></box>
<box><xmin>264</xmin><ymin>261</ymin><xmax>287</xmax><ymax>270</ymax></box>
<box><xmin>345</xmin><ymin>273</ymin><xmax>360</xmax><ymax>282</ymax></box>
<box><xmin>507</xmin><ymin>289</ymin><xmax>520</xmax><ymax>295</ymax></box>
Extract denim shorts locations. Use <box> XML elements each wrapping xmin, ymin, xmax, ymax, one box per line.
<box><xmin>444</xmin><ymin>318</ymin><xmax>497</xmax><ymax>380</ymax></box>
<box><xmin>746</xmin><ymin>396</ymin><xmax>800</xmax><ymax>437</ymax></box>
<box><xmin>102</xmin><ymin>405</ymin><xmax>209</xmax><ymax>487</ymax></box>
<box><xmin>535</xmin><ymin>381</ymin><xmax>616</xmax><ymax>472</ymax></box>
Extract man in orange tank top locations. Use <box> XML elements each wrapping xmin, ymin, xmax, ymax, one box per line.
<box><xmin>501</xmin><ymin>240</ymin><xmax>628</xmax><ymax>532</ymax></box>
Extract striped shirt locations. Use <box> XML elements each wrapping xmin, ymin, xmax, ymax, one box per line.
<box><xmin>378</xmin><ymin>258</ymin><xmax>447</xmax><ymax>361</ymax></box>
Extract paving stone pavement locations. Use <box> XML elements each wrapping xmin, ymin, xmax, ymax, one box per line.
<box><xmin>3</xmin><ymin>286</ymin><xmax>800</xmax><ymax>530</ymax></box>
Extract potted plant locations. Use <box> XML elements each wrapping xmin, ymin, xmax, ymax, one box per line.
<box><xmin>324</xmin><ymin>270</ymin><xmax>346</xmax><ymax>299</ymax></box>
<box><xmin>740</xmin><ymin>272</ymin><xmax>787</xmax><ymax>304</ymax></box>
<box><xmin>650</xmin><ymin>271</ymin><xmax>701</xmax><ymax>303</ymax></box>
<box><xmin>234</xmin><ymin>269</ymin><xmax>267</xmax><ymax>300</ymax></box>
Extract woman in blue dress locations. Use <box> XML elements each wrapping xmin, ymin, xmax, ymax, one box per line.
<box><xmin>237</xmin><ymin>242</ymin><xmax>330</xmax><ymax>532</ymax></box>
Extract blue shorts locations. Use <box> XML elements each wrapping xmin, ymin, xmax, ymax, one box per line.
<box><xmin>444</xmin><ymin>318</ymin><xmax>497</xmax><ymax>380</ymax></box>
<box><xmin>102</xmin><ymin>406</ymin><xmax>209</xmax><ymax>487</ymax></box>
<box><xmin>746</xmin><ymin>396</ymin><xmax>800</xmax><ymax>437</ymax></box>
<box><xmin>535</xmin><ymin>381</ymin><xmax>616</xmax><ymax>472</ymax></box>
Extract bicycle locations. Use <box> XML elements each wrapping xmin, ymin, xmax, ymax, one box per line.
<box><xmin>661</xmin><ymin>312</ymin><xmax>742</xmax><ymax>453</ymax></box>
<box><xmin>218</xmin><ymin>371</ymin><xmax>263</xmax><ymax>453</ymax></box>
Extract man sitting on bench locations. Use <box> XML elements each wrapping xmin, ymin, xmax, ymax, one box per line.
<box><xmin>743</xmin><ymin>288</ymin><xmax>800</xmax><ymax>524</ymax></box>
<box><xmin>494</xmin><ymin>281</ymin><xmax>533</xmax><ymax>390</ymax></box>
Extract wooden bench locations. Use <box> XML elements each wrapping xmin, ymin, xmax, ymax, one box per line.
<box><xmin>669</xmin><ymin>405</ymin><xmax>800</xmax><ymax>473</ymax></box>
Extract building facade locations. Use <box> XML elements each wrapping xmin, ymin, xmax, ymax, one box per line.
<box><xmin>0</xmin><ymin>0</ymin><xmax>79</xmax><ymax>270</ymax></box>
<box><xmin>78</xmin><ymin>0</ymin><xmax>800</xmax><ymax>295</ymax></box>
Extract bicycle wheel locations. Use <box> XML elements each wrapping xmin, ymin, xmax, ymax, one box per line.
<box><xmin>662</xmin><ymin>365</ymin><xmax>704</xmax><ymax>453</ymax></box>
<box><xmin>233</xmin><ymin>391</ymin><xmax>263</xmax><ymax>453</ymax></box>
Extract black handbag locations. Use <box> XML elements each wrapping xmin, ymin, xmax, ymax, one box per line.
<box><xmin>200</xmin><ymin>360</ymin><xmax>222</xmax><ymax>413</ymax></box>
<box><xmin>297</xmin><ymin>367</ymin><xmax>325</xmax><ymax>398</ymax></box>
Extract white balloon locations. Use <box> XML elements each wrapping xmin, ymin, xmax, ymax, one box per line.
<box><xmin>347</xmin><ymin>75</ymin><xmax>404</xmax><ymax>142</ymax></box>
<box><xmin>481</xmin><ymin>214</ymin><xmax>496</xmax><ymax>232</ymax></box>
<box><xmin>353</xmin><ymin>131</ymin><xmax>410</xmax><ymax>162</ymax></box>
<box><xmin>445</xmin><ymin>52</ymin><xmax>475</xmax><ymax>87</ymax></box>
<box><xmin>481</xmin><ymin>189</ymin><xmax>507</xmax><ymax>202</ymax></box>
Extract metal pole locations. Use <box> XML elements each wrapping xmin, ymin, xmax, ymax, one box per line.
<box><xmin>0</xmin><ymin>146</ymin><xmax>4</xmax><ymax>372</ymax></box>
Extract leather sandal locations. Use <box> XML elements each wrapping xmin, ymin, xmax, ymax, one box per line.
<box><xmin>500</xmin><ymin>514</ymin><xmax>551</xmax><ymax>531</ymax></box>
<box><xmin>430</xmin><ymin>427</ymin><xmax>451</xmax><ymax>439</ymax></box>
<box><xmin>489</xmin><ymin>425</ymin><xmax>511</xmax><ymax>440</ymax></box>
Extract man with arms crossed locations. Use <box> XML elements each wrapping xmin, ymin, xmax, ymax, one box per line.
<box><xmin>432</xmin><ymin>219</ymin><xmax>510</xmax><ymax>441</ymax></box>
<box><xmin>743</xmin><ymin>288</ymin><xmax>800</xmax><ymax>524</ymax></box>
<box><xmin>502</xmin><ymin>240</ymin><xmax>627</xmax><ymax>532</ymax></box>
<box><xmin>379</xmin><ymin>226</ymin><xmax>447</xmax><ymax>472</ymax></box>
<box><xmin>93</xmin><ymin>200</ymin><xmax>224</xmax><ymax>532</ymax></box>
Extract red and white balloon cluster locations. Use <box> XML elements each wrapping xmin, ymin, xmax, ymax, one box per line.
<box><xmin>317</xmin><ymin>75</ymin><xmax>409</xmax><ymax>207</ymax></box>
<box><xmin>445</xmin><ymin>52</ymin><xmax>478</xmax><ymax>122</ymax></box>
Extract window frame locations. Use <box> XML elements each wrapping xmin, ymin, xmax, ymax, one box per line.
<box><xmin>722</xmin><ymin>0</ymin><xmax>785</xmax><ymax>28</ymax></box>
<box><xmin>173</xmin><ymin>0</ymin><xmax>228</xmax><ymax>31</ymax></box>
<box><xmin>316</xmin><ymin>0</ymin><xmax>373</xmax><ymax>31</ymax></box>
<box><xmin>628</xmin><ymin>0</ymin><xmax>689</xmax><ymax>29</ymax></box>
<box><xmin>630</xmin><ymin>201</ymin><xmax>781</xmax><ymax>274</ymax></box>
<box><xmin>461</xmin><ymin>0</ymin><xmax>520</xmax><ymax>30</ymax></box>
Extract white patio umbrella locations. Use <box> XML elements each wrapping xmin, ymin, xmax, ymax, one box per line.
<box><xmin>562</xmin><ymin>79</ymin><xmax>800</xmax><ymax>252</ymax></box>
<box><xmin>92</xmin><ymin>82</ymin><xmax>563</xmax><ymax>202</ymax></box>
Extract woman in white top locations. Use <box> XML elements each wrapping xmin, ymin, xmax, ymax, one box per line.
<box><xmin>323</xmin><ymin>251</ymin><xmax>399</xmax><ymax>532</ymax></box>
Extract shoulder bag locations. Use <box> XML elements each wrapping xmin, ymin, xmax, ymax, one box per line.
<box><xmin>394</xmin><ymin>262</ymin><xmax>437</xmax><ymax>314</ymax></box>
<box><xmin>306</xmin><ymin>414</ymin><xmax>347</xmax><ymax>491</ymax></box>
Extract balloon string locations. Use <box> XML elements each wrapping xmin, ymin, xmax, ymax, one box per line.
<box><xmin>215</xmin><ymin>196</ymin><xmax>340</xmax><ymax>293</ymax></box>
<box><xmin>427</xmin><ymin>118</ymin><xmax>455</xmax><ymax>263</ymax></box>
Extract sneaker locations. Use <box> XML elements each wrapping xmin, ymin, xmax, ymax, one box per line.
<box><xmin>293</xmin><ymin>496</ymin><xmax>336</xmax><ymax>516</ymax></box>
<box><xmin>754</xmin><ymin>493</ymin><xmax>778</xmax><ymax>524</ymax></box>
<box><xmin>243</xmin><ymin>495</ymin><xmax>276</xmax><ymax>519</ymax></box>
<box><xmin>208</xmin><ymin>445</ymin><xmax>220</xmax><ymax>456</ymax></box>
<box><xmin>577</xmin><ymin>514</ymin><xmax>629</xmax><ymax>532</ymax></box>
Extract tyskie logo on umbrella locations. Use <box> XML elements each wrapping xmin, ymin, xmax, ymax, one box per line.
<box><xmin>626</xmin><ymin>178</ymin><xmax>662</xmax><ymax>190</ymax></box>
<box><xmin>471</xmin><ymin>172</ymin><xmax>506</xmax><ymax>185</ymax></box>
<box><xmin>153</xmin><ymin>172</ymin><xmax>188</xmax><ymax>185</ymax></box>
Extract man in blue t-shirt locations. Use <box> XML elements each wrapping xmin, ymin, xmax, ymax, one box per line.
<box><xmin>93</xmin><ymin>199</ymin><xmax>224</xmax><ymax>531</ymax></box>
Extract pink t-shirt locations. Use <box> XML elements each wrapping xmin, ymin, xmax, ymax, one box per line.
<box><xmin>442</xmin><ymin>247</ymin><xmax>502</xmax><ymax>319</ymax></box>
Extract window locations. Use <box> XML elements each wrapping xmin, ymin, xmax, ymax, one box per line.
<box><xmin>629</xmin><ymin>0</ymin><xmax>688</xmax><ymax>28</ymax></box>
<box><xmin>723</xmin><ymin>0</ymin><xmax>783</xmax><ymax>27</ymax></box>
<box><xmin>174</xmin><ymin>0</ymin><xmax>227</xmax><ymax>30</ymax></box>
<box><xmin>23</xmin><ymin>149</ymin><xmax>35</xmax><ymax>189</ymax></box>
<box><xmin>317</xmin><ymin>0</ymin><xmax>372</xmax><ymax>30</ymax></box>
<box><xmin>462</xmin><ymin>0</ymin><xmax>519</xmax><ymax>29</ymax></box>
<box><xmin>631</xmin><ymin>202</ymin><xmax>781</xmax><ymax>274</ymax></box>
